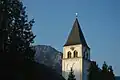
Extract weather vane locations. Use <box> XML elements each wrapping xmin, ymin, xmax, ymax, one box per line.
<box><xmin>75</xmin><ymin>13</ymin><xmax>78</xmax><ymax>18</ymax></box>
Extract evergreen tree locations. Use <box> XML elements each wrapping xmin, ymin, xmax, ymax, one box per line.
<box><xmin>0</xmin><ymin>0</ymin><xmax>8</xmax><ymax>52</ymax></box>
<box><xmin>0</xmin><ymin>0</ymin><xmax>36</xmax><ymax>60</ymax></box>
<box><xmin>88</xmin><ymin>61</ymin><xmax>115</xmax><ymax>80</ymax></box>
<box><xmin>88</xmin><ymin>61</ymin><xmax>101</xmax><ymax>80</ymax></box>
<box><xmin>68</xmin><ymin>67</ymin><xmax>76</xmax><ymax>80</ymax></box>
<box><xmin>101</xmin><ymin>61</ymin><xmax>109</xmax><ymax>80</ymax></box>
<box><xmin>108</xmin><ymin>66</ymin><xmax>115</xmax><ymax>80</ymax></box>
<box><xmin>102</xmin><ymin>61</ymin><xmax>108</xmax><ymax>72</ymax></box>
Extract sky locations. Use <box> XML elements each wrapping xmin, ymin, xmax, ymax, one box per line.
<box><xmin>23</xmin><ymin>0</ymin><xmax>120</xmax><ymax>76</ymax></box>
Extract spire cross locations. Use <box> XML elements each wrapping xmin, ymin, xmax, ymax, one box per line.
<box><xmin>75</xmin><ymin>13</ymin><xmax>78</xmax><ymax>18</ymax></box>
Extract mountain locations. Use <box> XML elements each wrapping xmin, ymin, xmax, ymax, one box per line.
<box><xmin>34</xmin><ymin>45</ymin><xmax>62</xmax><ymax>74</ymax></box>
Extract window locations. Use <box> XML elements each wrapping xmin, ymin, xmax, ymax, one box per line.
<box><xmin>73</xmin><ymin>50</ymin><xmax>78</xmax><ymax>58</ymax></box>
<box><xmin>67</xmin><ymin>51</ymin><xmax>72</xmax><ymax>58</ymax></box>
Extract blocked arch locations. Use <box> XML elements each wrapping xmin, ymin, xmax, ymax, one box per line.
<box><xmin>66</xmin><ymin>63</ymin><xmax>71</xmax><ymax>71</ymax></box>
<box><xmin>72</xmin><ymin>63</ymin><xmax>77</xmax><ymax>71</ymax></box>
<box><xmin>67</xmin><ymin>51</ymin><xmax>72</xmax><ymax>58</ymax></box>
<box><xmin>73</xmin><ymin>50</ymin><xmax>78</xmax><ymax>58</ymax></box>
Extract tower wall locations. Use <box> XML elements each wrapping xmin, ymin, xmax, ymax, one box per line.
<box><xmin>62</xmin><ymin>44</ymin><xmax>83</xmax><ymax>80</ymax></box>
<box><xmin>63</xmin><ymin>45</ymin><xmax>83</xmax><ymax>58</ymax></box>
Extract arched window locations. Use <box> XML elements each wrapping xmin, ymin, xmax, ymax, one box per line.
<box><xmin>73</xmin><ymin>50</ymin><xmax>78</xmax><ymax>58</ymax></box>
<box><xmin>67</xmin><ymin>51</ymin><xmax>72</xmax><ymax>58</ymax></box>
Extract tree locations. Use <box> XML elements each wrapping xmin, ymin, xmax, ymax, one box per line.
<box><xmin>88</xmin><ymin>61</ymin><xmax>115</xmax><ymax>80</ymax></box>
<box><xmin>0</xmin><ymin>0</ymin><xmax>9</xmax><ymax>52</ymax></box>
<box><xmin>101</xmin><ymin>61</ymin><xmax>109</xmax><ymax>80</ymax></box>
<box><xmin>67</xmin><ymin>67</ymin><xmax>76</xmax><ymax>80</ymax></box>
<box><xmin>102</xmin><ymin>61</ymin><xmax>108</xmax><ymax>72</ymax></box>
<box><xmin>101</xmin><ymin>61</ymin><xmax>115</xmax><ymax>80</ymax></box>
<box><xmin>108</xmin><ymin>66</ymin><xmax>115</xmax><ymax>80</ymax></box>
<box><xmin>0</xmin><ymin>0</ymin><xmax>36</xmax><ymax>60</ymax></box>
<box><xmin>88</xmin><ymin>61</ymin><xmax>101</xmax><ymax>80</ymax></box>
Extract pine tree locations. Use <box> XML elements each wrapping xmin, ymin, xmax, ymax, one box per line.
<box><xmin>0</xmin><ymin>0</ymin><xmax>9</xmax><ymax>52</ymax></box>
<box><xmin>68</xmin><ymin>68</ymin><xmax>76</xmax><ymax>80</ymax></box>
<box><xmin>102</xmin><ymin>61</ymin><xmax>108</xmax><ymax>72</ymax></box>
<box><xmin>101</xmin><ymin>61</ymin><xmax>109</xmax><ymax>80</ymax></box>
<box><xmin>88</xmin><ymin>61</ymin><xmax>116</xmax><ymax>80</ymax></box>
<box><xmin>0</xmin><ymin>0</ymin><xmax>36</xmax><ymax>60</ymax></box>
<box><xmin>88</xmin><ymin>61</ymin><xmax>101</xmax><ymax>80</ymax></box>
<box><xmin>108</xmin><ymin>66</ymin><xmax>115</xmax><ymax>80</ymax></box>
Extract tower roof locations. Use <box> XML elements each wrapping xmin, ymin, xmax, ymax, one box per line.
<box><xmin>64</xmin><ymin>18</ymin><xmax>89</xmax><ymax>47</ymax></box>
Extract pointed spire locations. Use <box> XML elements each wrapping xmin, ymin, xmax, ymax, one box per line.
<box><xmin>64</xmin><ymin>18</ymin><xmax>89</xmax><ymax>47</ymax></box>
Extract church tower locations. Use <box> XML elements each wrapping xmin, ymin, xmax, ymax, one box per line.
<box><xmin>62</xmin><ymin>18</ymin><xmax>91</xmax><ymax>80</ymax></box>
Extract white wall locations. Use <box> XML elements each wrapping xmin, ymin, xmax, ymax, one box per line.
<box><xmin>62</xmin><ymin>44</ymin><xmax>83</xmax><ymax>80</ymax></box>
<box><xmin>62</xmin><ymin>44</ymin><xmax>91</xmax><ymax>80</ymax></box>
<box><xmin>63</xmin><ymin>44</ymin><xmax>82</xmax><ymax>59</ymax></box>
<box><xmin>62</xmin><ymin>58</ymin><xmax>83</xmax><ymax>80</ymax></box>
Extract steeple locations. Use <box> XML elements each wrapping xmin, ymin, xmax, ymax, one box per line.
<box><xmin>64</xmin><ymin>18</ymin><xmax>89</xmax><ymax>47</ymax></box>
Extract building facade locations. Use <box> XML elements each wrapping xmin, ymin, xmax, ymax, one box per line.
<box><xmin>62</xmin><ymin>18</ymin><xmax>91</xmax><ymax>80</ymax></box>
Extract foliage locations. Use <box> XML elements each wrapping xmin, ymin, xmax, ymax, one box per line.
<box><xmin>101</xmin><ymin>61</ymin><xmax>109</xmax><ymax>80</ymax></box>
<box><xmin>88</xmin><ymin>61</ymin><xmax>101</xmax><ymax>80</ymax></box>
<box><xmin>108</xmin><ymin>66</ymin><xmax>115</xmax><ymax>80</ymax></box>
<box><xmin>68</xmin><ymin>68</ymin><xmax>76</xmax><ymax>80</ymax></box>
<box><xmin>0</xmin><ymin>0</ymin><xmax>36</xmax><ymax>60</ymax></box>
<box><xmin>88</xmin><ymin>61</ymin><xmax>115</xmax><ymax>80</ymax></box>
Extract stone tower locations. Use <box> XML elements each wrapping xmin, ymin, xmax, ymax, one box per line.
<box><xmin>62</xmin><ymin>18</ymin><xmax>91</xmax><ymax>80</ymax></box>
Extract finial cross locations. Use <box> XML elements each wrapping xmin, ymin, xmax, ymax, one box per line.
<box><xmin>75</xmin><ymin>13</ymin><xmax>78</xmax><ymax>18</ymax></box>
